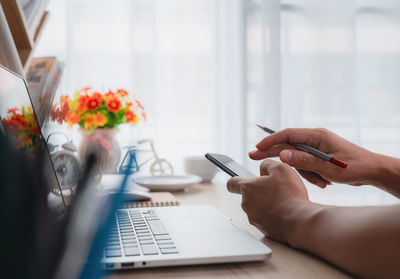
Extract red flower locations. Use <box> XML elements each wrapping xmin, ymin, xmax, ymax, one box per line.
<box><xmin>2</xmin><ymin>119</ymin><xmax>19</xmax><ymax>132</ymax></box>
<box><xmin>106</xmin><ymin>96</ymin><xmax>122</xmax><ymax>113</ymax></box>
<box><xmin>61</xmin><ymin>102</ymin><xmax>69</xmax><ymax>115</ymax></box>
<box><xmin>87</xmin><ymin>95</ymin><xmax>101</xmax><ymax>110</ymax></box>
<box><xmin>92</xmin><ymin>92</ymin><xmax>102</xmax><ymax>101</ymax></box>
<box><xmin>13</xmin><ymin>114</ymin><xmax>29</xmax><ymax>128</ymax></box>
<box><xmin>125</xmin><ymin>109</ymin><xmax>135</xmax><ymax>123</ymax></box>
<box><xmin>7</xmin><ymin>108</ymin><xmax>19</xmax><ymax>114</ymax></box>
<box><xmin>32</xmin><ymin>125</ymin><xmax>40</xmax><ymax>136</ymax></box>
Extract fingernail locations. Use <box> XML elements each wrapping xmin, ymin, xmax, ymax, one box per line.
<box><xmin>249</xmin><ymin>150</ymin><xmax>256</xmax><ymax>155</ymax></box>
<box><xmin>280</xmin><ymin>150</ymin><xmax>292</xmax><ymax>162</ymax></box>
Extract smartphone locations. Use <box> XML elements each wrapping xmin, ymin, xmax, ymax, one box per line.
<box><xmin>205</xmin><ymin>153</ymin><xmax>256</xmax><ymax>178</ymax></box>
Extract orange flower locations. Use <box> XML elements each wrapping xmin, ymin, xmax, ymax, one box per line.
<box><xmin>105</xmin><ymin>90</ymin><xmax>115</xmax><ymax>98</ymax></box>
<box><xmin>66</xmin><ymin>112</ymin><xmax>80</xmax><ymax>128</ymax></box>
<box><xmin>3</xmin><ymin>106</ymin><xmax>41</xmax><ymax>150</ymax></box>
<box><xmin>135</xmin><ymin>100</ymin><xmax>145</xmax><ymax>110</ymax></box>
<box><xmin>106</xmin><ymin>96</ymin><xmax>122</xmax><ymax>113</ymax></box>
<box><xmin>94</xmin><ymin>112</ymin><xmax>107</xmax><ymax>127</ymax></box>
<box><xmin>83</xmin><ymin>115</ymin><xmax>95</xmax><ymax>129</ymax></box>
<box><xmin>81</xmin><ymin>86</ymin><xmax>92</xmax><ymax>92</ymax></box>
<box><xmin>87</xmin><ymin>95</ymin><xmax>101</xmax><ymax>110</ymax></box>
<box><xmin>116</xmin><ymin>89</ymin><xmax>128</xmax><ymax>97</ymax></box>
<box><xmin>125</xmin><ymin>109</ymin><xmax>135</xmax><ymax>123</ymax></box>
<box><xmin>52</xmin><ymin>87</ymin><xmax>145</xmax><ymax>129</ymax></box>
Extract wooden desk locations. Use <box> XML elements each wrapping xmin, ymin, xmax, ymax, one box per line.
<box><xmin>107</xmin><ymin>181</ymin><xmax>352</xmax><ymax>279</ymax></box>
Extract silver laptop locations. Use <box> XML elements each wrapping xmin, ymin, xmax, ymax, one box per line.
<box><xmin>0</xmin><ymin>65</ymin><xmax>271</xmax><ymax>271</ymax></box>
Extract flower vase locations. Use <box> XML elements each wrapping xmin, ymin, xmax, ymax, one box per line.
<box><xmin>79</xmin><ymin>128</ymin><xmax>121</xmax><ymax>176</ymax></box>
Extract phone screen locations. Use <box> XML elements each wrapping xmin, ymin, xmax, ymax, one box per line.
<box><xmin>205</xmin><ymin>153</ymin><xmax>256</xmax><ymax>178</ymax></box>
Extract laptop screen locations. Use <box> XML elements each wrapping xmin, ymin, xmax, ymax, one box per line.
<box><xmin>0</xmin><ymin>65</ymin><xmax>66</xmax><ymax>212</ymax></box>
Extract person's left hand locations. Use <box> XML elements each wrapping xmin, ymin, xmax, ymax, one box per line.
<box><xmin>227</xmin><ymin>159</ymin><xmax>309</xmax><ymax>243</ymax></box>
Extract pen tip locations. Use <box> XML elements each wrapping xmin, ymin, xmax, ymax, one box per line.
<box><xmin>256</xmin><ymin>124</ymin><xmax>264</xmax><ymax>129</ymax></box>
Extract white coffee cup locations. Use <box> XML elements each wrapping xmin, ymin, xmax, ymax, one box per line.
<box><xmin>184</xmin><ymin>155</ymin><xmax>218</xmax><ymax>182</ymax></box>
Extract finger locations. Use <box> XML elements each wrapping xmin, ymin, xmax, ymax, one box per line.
<box><xmin>249</xmin><ymin>143</ymin><xmax>295</xmax><ymax>160</ymax></box>
<box><xmin>279</xmin><ymin>149</ymin><xmax>329</xmax><ymax>174</ymax></box>
<box><xmin>227</xmin><ymin>176</ymin><xmax>245</xmax><ymax>194</ymax></box>
<box><xmin>256</xmin><ymin>128</ymin><xmax>324</xmax><ymax>151</ymax></box>
<box><xmin>297</xmin><ymin>169</ymin><xmax>332</xmax><ymax>188</ymax></box>
<box><xmin>259</xmin><ymin>159</ymin><xmax>281</xmax><ymax>176</ymax></box>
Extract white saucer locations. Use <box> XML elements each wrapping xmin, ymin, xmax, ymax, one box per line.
<box><xmin>133</xmin><ymin>175</ymin><xmax>202</xmax><ymax>191</ymax></box>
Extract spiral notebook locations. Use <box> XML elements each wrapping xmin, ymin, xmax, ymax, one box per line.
<box><xmin>121</xmin><ymin>192</ymin><xmax>180</xmax><ymax>208</ymax></box>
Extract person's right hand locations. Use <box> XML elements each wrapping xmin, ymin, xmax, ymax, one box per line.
<box><xmin>249</xmin><ymin>128</ymin><xmax>379</xmax><ymax>188</ymax></box>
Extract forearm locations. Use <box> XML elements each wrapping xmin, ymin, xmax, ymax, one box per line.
<box><xmin>369</xmin><ymin>153</ymin><xmax>400</xmax><ymax>197</ymax></box>
<box><xmin>286</xmin><ymin>202</ymin><xmax>400</xmax><ymax>279</ymax></box>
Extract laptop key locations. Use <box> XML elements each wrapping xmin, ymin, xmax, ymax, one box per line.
<box><xmin>135</xmin><ymin>229</ymin><xmax>148</xmax><ymax>233</ymax></box>
<box><xmin>147</xmin><ymin>220</ymin><xmax>169</xmax><ymax>235</ymax></box>
<box><xmin>105</xmin><ymin>249</ymin><xmax>122</xmax><ymax>257</ymax></box>
<box><xmin>136</xmin><ymin>234</ymin><xmax>151</xmax><ymax>238</ymax></box>
<box><xmin>158</xmin><ymin>244</ymin><xmax>176</xmax><ymax>249</ymax></box>
<box><xmin>122</xmin><ymin>239</ymin><xmax>137</xmax><ymax>244</ymax></box>
<box><xmin>160</xmin><ymin>248</ymin><xmax>179</xmax><ymax>254</ymax></box>
<box><xmin>120</xmin><ymin>228</ymin><xmax>133</xmax><ymax>233</ymax></box>
<box><xmin>125</xmin><ymin>247</ymin><xmax>141</xmax><ymax>256</ymax></box>
<box><xmin>105</xmin><ymin>241</ymin><xmax>120</xmax><ymax>246</ymax></box>
<box><xmin>124</xmin><ymin>243</ymin><xmax>139</xmax><ymax>248</ymax></box>
<box><xmin>138</xmin><ymin>236</ymin><xmax>153</xmax><ymax>241</ymax></box>
<box><xmin>141</xmin><ymin>244</ymin><xmax>158</xmax><ymax>255</ymax></box>
<box><xmin>105</xmin><ymin>245</ymin><xmax>121</xmax><ymax>250</ymax></box>
<box><xmin>121</xmin><ymin>232</ymin><xmax>135</xmax><ymax>237</ymax></box>
<box><xmin>157</xmin><ymin>239</ymin><xmax>174</xmax><ymax>245</ymax></box>
<box><xmin>139</xmin><ymin>240</ymin><xmax>154</xmax><ymax>245</ymax></box>
<box><xmin>154</xmin><ymin>235</ymin><xmax>171</xmax><ymax>240</ymax></box>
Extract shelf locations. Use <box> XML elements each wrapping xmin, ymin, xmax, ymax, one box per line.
<box><xmin>0</xmin><ymin>0</ymin><xmax>50</xmax><ymax>76</ymax></box>
<box><xmin>0</xmin><ymin>0</ymin><xmax>33</xmax><ymax>50</ymax></box>
<box><xmin>22</xmin><ymin>10</ymin><xmax>50</xmax><ymax>73</ymax></box>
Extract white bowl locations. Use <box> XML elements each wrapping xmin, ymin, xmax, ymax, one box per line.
<box><xmin>184</xmin><ymin>155</ymin><xmax>218</xmax><ymax>182</ymax></box>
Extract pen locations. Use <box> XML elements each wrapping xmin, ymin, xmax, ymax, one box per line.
<box><xmin>256</xmin><ymin>124</ymin><xmax>348</xmax><ymax>169</ymax></box>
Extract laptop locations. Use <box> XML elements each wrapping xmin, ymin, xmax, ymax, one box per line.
<box><xmin>0</xmin><ymin>65</ymin><xmax>271</xmax><ymax>270</ymax></box>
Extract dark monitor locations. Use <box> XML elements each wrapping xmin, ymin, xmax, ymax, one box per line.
<box><xmin>0</xmin><ymin>65</ymin><xmax>66</xmax><ymax>213</ymax></box>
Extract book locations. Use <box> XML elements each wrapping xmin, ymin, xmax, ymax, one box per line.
<box><xmin>27</xmin><ymin>56</ymin><xmax>63</xmax><ymax>125</ymax></box>
<box><xmin>121</xmin><ymin>192</ymin><xmax>180</xmax><ymax>208</ymax></box>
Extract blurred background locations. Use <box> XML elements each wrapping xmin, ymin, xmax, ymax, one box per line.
<box><xmin>35</xmin><ymin>0</ymin><xmax>400</xmax><ymax>206</ymax></box>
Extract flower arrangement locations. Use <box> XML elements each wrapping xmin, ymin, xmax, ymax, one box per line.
<box><xmin>51</xmin><ymin>87</ymin><xmax>146</xmax><ymax>131</ymax></box>
<box><xmin>2</xmin><ymin>106</ymin><xmax>41</xmax><ymax>150</ymax></box>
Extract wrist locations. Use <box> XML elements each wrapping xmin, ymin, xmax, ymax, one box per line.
<box><xmin>283</xmin><ymin>200</ymin><xmax>326</xmax><ymax>249</ymax></box>
<box><xmin>368</xmin><ymin>152</ymin><xmax>400</xmax><ymax>197</ymax></box>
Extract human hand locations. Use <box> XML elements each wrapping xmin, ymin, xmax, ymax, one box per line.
<box><xmin>227</xmin><ymin>159</ymin><xmax>310</xmax><ymax>242</ymax></box>
<box><xmin>249</xmin><ymin>128</ymin><xmax>379</xmax><ymax>188</ymax></box>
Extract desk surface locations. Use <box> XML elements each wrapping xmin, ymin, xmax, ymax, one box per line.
<box><xmin>107</xmin><ymin>181</ymin><xmax>351</xmax><ymax>279</ymax></box>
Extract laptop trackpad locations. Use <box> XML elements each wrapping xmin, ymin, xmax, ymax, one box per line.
<box><xmin>168</xmin><ymin>216</ymin><xmax>239</xmax><ymax>233</ymax></box>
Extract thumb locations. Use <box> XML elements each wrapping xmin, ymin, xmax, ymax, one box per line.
<box><xmin>279</xmin><ymin>149</ymin><xmax>326</xmax><ymax>173</ymax></box>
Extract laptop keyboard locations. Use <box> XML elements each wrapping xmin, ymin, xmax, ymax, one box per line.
<box><xmin>104</xmin><ymin>209</ymin><xmax>179</xmax><ymax>258</ymax></box>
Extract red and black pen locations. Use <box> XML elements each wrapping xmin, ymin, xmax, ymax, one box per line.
<box><xmin>256</xmin><ymin>124</ymin><xmax>348</xmax><ymax>169</ymax></box>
